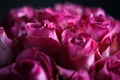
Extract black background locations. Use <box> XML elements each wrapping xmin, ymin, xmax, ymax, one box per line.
<box><xmin>0</xmin><ymin>0</ymin><xmax>120</xmax><ymax>20</ymax></box>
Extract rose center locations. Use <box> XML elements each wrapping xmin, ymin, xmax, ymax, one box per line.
<box><xmin>95</xmin><ymin>15</ymin><xmax>105</xmax><ymax>22</ymax></box>
<box><xmin>71</xmin><ymin>35</ymin><xmax>86</xmax><ymax>46</ymax></box>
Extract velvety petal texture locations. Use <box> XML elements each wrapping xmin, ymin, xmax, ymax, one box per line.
<box><xmin>0</xmin><ymin>2</ymin><xmax>120</xmax><ymax>80</ymax></box>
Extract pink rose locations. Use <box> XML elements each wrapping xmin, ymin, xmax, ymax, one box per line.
<box><xmin>8</xmin><ymin>6</ymin><xmax>36</xmax><ymax>24</ymax></box>
<box><xmin>58</xmin><ymin>29</ymin><xmax>97</xmax><ymax>70</ymax></box>
<box><xmin>1</xmin><ymin>6</ymin><xmax>36</xmax><ymax>38</ymax></box>
<box><xmin>90</xmin><ymin>51</ymin><xmax>120</xmax><ymax>80</ymax></box>
<box><xmin>0</xmin><ymin>48</ymin><xmax>58</xmax><ymax>80</ymax></box>
<box><xmin>80</xmin><ymin>8</ymin><xmax>118</xmax><ymax>42</ymax></box>
<box><xmin>54</xmin><ymin>3</ymin><xmax>83</xmax><ymax>30</ymax></box>
<box><xmin>19</xmin><ymin>21</ymin><xmax>61</xmax><ymax>61</ymax></box>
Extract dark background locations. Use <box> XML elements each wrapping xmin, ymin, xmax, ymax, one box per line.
<box><xmin>0</xmin><ymin>0</ymin><xmax>120</xmax><ymax>20</ymax></box>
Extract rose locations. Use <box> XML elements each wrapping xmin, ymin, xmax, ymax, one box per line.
<box><xmin>2</xmin><ymin>6</ymin><xmax>36</xmax><ymax>28</ymax></box>
<box><xmin>79</xmin><ymin>7</ymin><xmax>120</xmax><ymax>58</ymax></box>
<box><xmin>18</xmin><ymin>21</ymin><xmax>61</xmax><ymax>62</ymax></box>
<box><xmin>12</xmin><ymin>59</ymin><xmax>48</xmax><ymax>80</ymax></box>
<box><xmin>54</xmin><ymin>3</ymin><xmax>83</xmax><ymax>30</ymax></box>
<box><xmin>0</xmin><ymin>48</ymin><xmax>58</xmax><ymax>80</ymax></box>
<box><xmin>25</xmin><ymin>21</ymin><xmax>59</xmax><ymax>42</ymax></box>
<box><xmin>90</xmin><ymin>51</ymin><xmax>120</xmax><ymax>80</ymax></box>
<box><xmin>58</xmin><ymin>29</ymin><xmax>97</xmax><ymax>70</ymax></box>
<box><xmin>9</xmin><ymin>6</ymin><xmax>35</xmax><ymax>22</ymax></box>
<box><xmin>97</xmin><ymin>21</ymin><xmax>120</xmax><ymax>57</ymax></box>
<box><xmin>97</xmin><ymin>26</ymin><xmax>120</xmax><ymax>58</ymax></box>
<box><xmin>15</xmin><ymin>48</ymin><xmax>58</xmax><ymax>80</ymax></box>
<box><xmin>80</xmin><ymin>7</ymin><xmax>118</xmax><ymax>42</ymax></box>
<box><xmin>6</xmin><ymin>6</ymin><xmax>35</xmax><ymax>25</ymax></box>
<box><xmin>1</xmin><ymin>6</ymin><xmax>36</xmax><ymax>38</ymax></box>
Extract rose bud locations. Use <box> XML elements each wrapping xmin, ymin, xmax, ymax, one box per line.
<box><xmin>58</xmin><ymin>29</ymin><xmax>98</xmax><ymax>70</ymax></box>
<box><xmin>90</xmin><ymin>54</ymin><xmax>120</xmax><ymax>80</ymax></box>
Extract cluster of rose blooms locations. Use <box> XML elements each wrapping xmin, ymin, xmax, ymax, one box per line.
<box><xmin>0</xmin><ymin>2</ymin><xmax>120</xmax><ymax>80</ymax></box>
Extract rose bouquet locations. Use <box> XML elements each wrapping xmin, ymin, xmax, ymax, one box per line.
<box><xmin>0</xmin><ymin>2</ymin><xmax>120</xmax><ymax>80</ymax></box>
